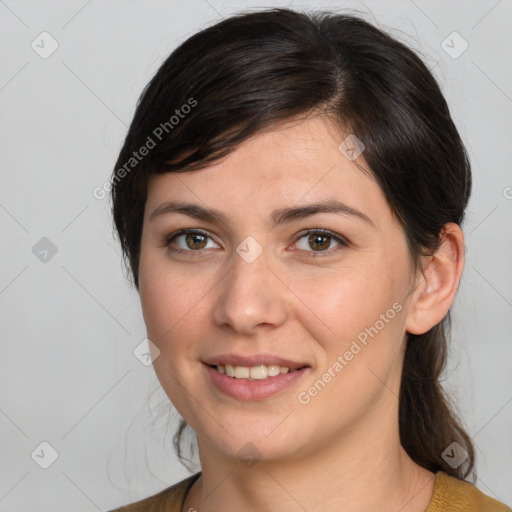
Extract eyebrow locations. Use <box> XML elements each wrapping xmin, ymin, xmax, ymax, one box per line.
<box><xmin>149</xmin><ymin>199</ymin><xmax>376</xmax><ymax>228</ymax></box>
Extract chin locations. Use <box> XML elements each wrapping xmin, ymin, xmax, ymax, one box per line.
<box><xmin>195</xmin><ymin>412</ymin><xmax>309</xmax><ymax>464</ymax></box>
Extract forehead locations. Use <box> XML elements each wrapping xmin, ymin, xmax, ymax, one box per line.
<box><xmin>145</xmin><ymin>116</ymin><xmax>390</xmax><ymax>226</ymax></box>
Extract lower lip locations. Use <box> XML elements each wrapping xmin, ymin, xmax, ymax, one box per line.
<box><xmin>204</xmin><ymin>363</ymin><xmax>309</xmax><ymax>401</ymax></box>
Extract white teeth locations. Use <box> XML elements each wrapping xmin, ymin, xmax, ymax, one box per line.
<box><xmin>234</xmin><ymin>366</ymin><xmax>250</xmax><ymax>379</ymax></box>
<box><xmin>267</xmin><ymin>365</ymin><xmax>281</xmax><ymax>377</ymax></box>
<box><xmin>215</xmin><ymin>364</ymin><xmax>299</xmax><ymax>379</ymax></box>
<box><xmin>250</xmin><ymin>365</ymin><xmax>267</xmax><ymax>380</ymax></box>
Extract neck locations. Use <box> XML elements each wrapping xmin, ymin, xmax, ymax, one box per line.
<box><xmin>183</xmin><ymin>398</ymin><xmax>435</xmax><ymax>512</ymax></box>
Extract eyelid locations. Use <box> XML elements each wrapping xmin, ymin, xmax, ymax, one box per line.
<box><xmin>292</xmin><ymin>228</ymin><xmax>348</xmax><ymax>255</ymax></box>
<box><xmin>164</xmin><ymin>228</ymin><xmax>219</xmax><ymax>249</ymax></box>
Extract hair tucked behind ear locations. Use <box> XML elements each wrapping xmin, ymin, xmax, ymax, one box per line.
<box><xmin>110</xmin><ymin>7</ymin><xmax>474</xmax><ymax>480</ymax></box>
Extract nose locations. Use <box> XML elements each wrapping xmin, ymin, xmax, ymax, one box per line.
<box><xmin>212</xmin><ymin>246</ymin><xmax>289</xmax><ymax>335</ymax></box>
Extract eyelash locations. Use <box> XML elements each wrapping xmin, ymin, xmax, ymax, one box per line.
<box><xmin>163</xmin><ymin>228</ymin><xmax>348</xmax><ymax>258</ymax></box>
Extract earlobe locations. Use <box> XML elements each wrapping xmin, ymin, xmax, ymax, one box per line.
<box><xmin>405</xmin><ymin>223</ymin><xmax>465</xmax><ymax>335</ymax></box>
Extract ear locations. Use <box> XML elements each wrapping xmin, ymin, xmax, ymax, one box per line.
<box><xmin>405</xmin><ymin>223</ymin><xmax>465</xmax><ymax>335</ymax></box>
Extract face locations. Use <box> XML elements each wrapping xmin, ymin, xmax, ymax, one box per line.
<box><xmin>138</xmin><ymin>115</ymin><xmax>419</xmax><ymax>466</ymax></box>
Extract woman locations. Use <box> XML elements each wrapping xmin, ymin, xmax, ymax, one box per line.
<box><xmin>107</xmin><ymin>8</ymin><xmax>510</xmax><ymax>512</ymax></box>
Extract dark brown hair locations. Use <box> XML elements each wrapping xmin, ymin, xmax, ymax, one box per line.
<box><xmin>110</xmin><ymin>8</ymin><xmax>474</xmax><ymax>480</ymax></box>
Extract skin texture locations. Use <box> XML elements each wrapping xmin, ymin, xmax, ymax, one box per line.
<box><xmin>138</xmin><ymin>115</ymin><xmax>465</xmax><ymax>512</ymax></box>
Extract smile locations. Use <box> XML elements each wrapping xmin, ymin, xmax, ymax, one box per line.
<box><xmin>215</xmin><ymin>363</ymin><xmax>304</xmax><ymax>380</ymax></box>
<box><xmin>204</xmin><ymin>363</ymin><xmax>310</xmax><ymax>400</ymax></box>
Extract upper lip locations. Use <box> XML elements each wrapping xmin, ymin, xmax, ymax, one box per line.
<box><xmin>203</xmin><ymin>354</ymin><xmax>309</xmax><ymax>370</ymax></box>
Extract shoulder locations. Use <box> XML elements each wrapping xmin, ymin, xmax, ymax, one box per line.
<box><xmin>427</xmin><ymin>471</ymin><xmax>511</xmax><ymax>512</ymax></box>
<box><xmin>106</xmin><ymin>472</ymin><xmax>201</xmax><ymax>512</ymax></box>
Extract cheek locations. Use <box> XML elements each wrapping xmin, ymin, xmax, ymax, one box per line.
<box><xmin>139</xmin><ymin>255</ymin><xmax>178</xmax><ymax>341</ymax></box>
<box><xmin>290</xmin><ymin>259</ymin><xmax>408</xmax><ymax>399</ymax></box>
<box><xmin>138</xmin><ymin>261</ymin><xmax>213</xmax><ymax>420</ymax></box>
<box><xmin>138</xmin><ymin>257</ymin><xmax>215</xmax><ymax>357</ymax></box>
<box><xmin>291</xmin><ymin>260</ymin><xmax>401</xmax><ymax>342</ymax></box>
<box><xmin>140</xmin><ymin>279</ymin><xmax>191</xmax><ymax>343</ymax></box>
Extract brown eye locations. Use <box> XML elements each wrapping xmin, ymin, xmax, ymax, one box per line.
<box><xmin>185</xmin><ymin>232</ymin><xmax>208</xmax><ymax>250</ymax></box>
<box><xmin>308</xmin><ymin>233</ymin><xmax>331</xmax><ymax>251</ymax></box>
<box><xmin>165</xmin><ymin>229</ymin><xmax>218</xmax><ymax>253</ymax></box>
<box><xmin>294</xmin><ymin>229</ymin><xmax>348</xmax><ymax>256</ymax></box>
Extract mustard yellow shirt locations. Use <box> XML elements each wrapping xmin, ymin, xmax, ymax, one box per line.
<box><xmin>108</xmin><ymin>471</ymin><xmax>511</xmax><ymax>511</ymax></box>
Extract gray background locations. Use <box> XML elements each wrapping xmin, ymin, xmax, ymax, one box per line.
<box><xmin>1</xmin><ymin>0</ymin><xmax>511</xmax><ymax>510</ymax></box>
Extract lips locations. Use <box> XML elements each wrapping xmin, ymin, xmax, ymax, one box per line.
<box><xmin>204</xmin><ymin>363</ymin><xmax>310</xmax><ymax>400</ymax></box>
<box><xmin>202</xmin><ymin>353</ymin><xmax>311</xmax><ymax>400</ymax></box>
